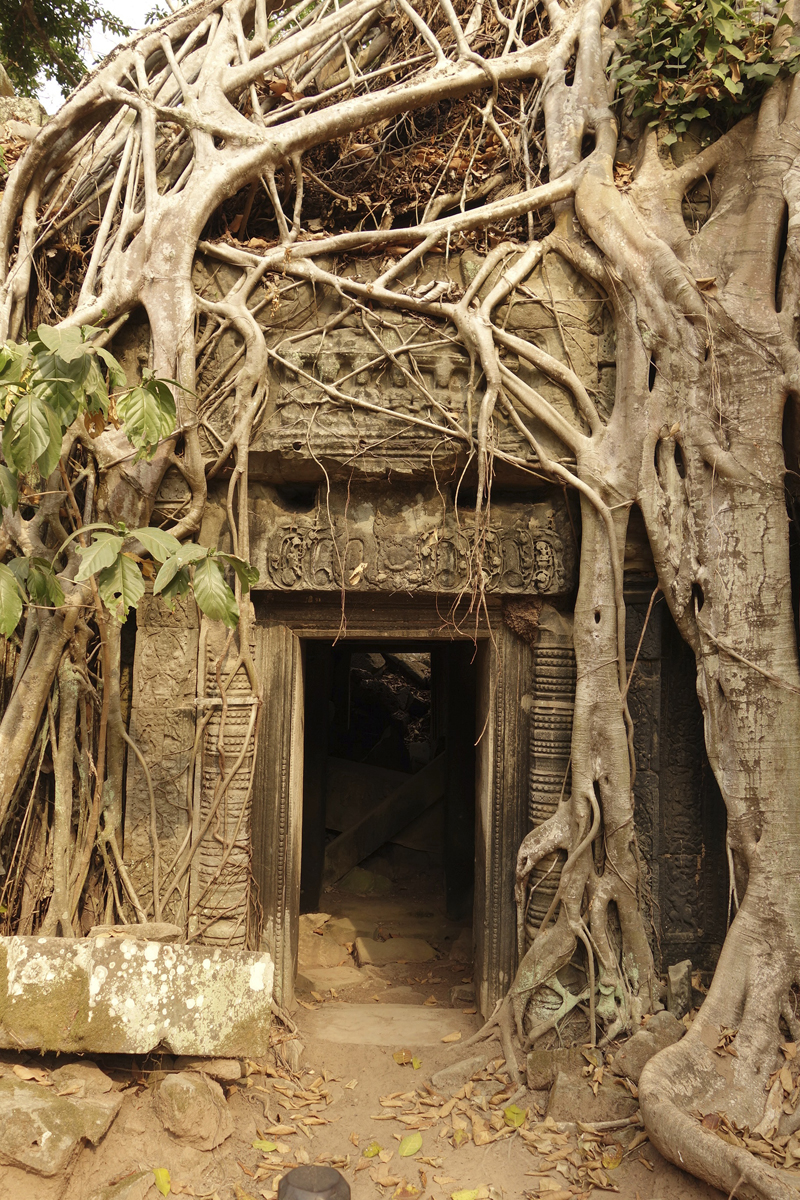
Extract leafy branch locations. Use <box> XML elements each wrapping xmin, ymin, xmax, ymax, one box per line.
<box><xmin>611</xmin><ymin>0</ymin><xmax>800</xmax><ymax>143</ymax></box>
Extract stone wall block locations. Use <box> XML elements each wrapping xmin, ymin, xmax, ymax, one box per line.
<box><xmin>0</xmin><ymin>936</ymin><xmax>273</xmax><ymax>1056</ymax></box>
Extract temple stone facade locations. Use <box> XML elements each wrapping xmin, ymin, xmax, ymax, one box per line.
<box><xmin>122</xmin><ymin>251</ymin><xmax>728</xmax><ymax>1020</ymax></box>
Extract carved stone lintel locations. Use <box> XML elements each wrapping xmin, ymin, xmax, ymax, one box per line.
<box><xmin>249</xmin><ymin>483</ymin><xmax>577</xmax><ymax>596</ymax></box>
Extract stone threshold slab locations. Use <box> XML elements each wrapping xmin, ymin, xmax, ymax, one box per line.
<box><xmin>297</xmin><ymin>1002</ymin><xmax>481</xmax><ymax>1045</ymax></box>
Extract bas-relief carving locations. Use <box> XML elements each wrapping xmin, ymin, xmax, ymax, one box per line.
<box><xmin>124</xmin><ymin>593</ymin><xmax>199</xmax><ymax>923</ymax></box>
<box><xmin>192</xmin><ymin>251</ymin><xmax>615</xmax><ymax>479</ymax></box>
<box><xmin>248</xmin><ymin>483</ymin><xmax>577</xmax><ymax>596</ymax></box>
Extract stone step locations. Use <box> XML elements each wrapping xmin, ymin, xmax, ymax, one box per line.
<box><xmin>297</xmin><ymin>1002</ymin><xmax>481</xmax><ymax>1046</ymax></box>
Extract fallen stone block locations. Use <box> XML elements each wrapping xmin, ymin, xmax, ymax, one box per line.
<box><xmin>296</xmin><ymin>964</ymin><xmax>363</xmax><ymax>992</ymax></box>
<box><xmin>50</xmin><ymin>1061</ymin><xmax>115</xmax><ymax>1097</ymax></box>
<box><xmin>88</xmin><ymin>922</ymin><xmax>183</xmax><ymax>943</ymax></box>
<box><xmin>546</xmin><ymin>1070</ymin><xmax>639</xmax><ymax>1124</ymax></box>
<box><xmin>667</xmin><ymin>959</ymin><xmax>693</xmax><ymax>1018</ymax></box>
<box><xmin>431</xmin><ymin>1054</ymin><xmax>490</xmax><ymax>1092</ymax></box>
<box><xmin>0</xmin><ymin>935</ymin><xmax>273</xmax><ymax>1056</ymax></box>
<box><xmin>355</xmin><ymin>936</ymin><xmax>437</xmax><ymax>965</ymax></box>
<box><xmin>0</xmin><ymin>1075</ymin><xmax>122</xmax><ymax>1175</ymax></box>
<box><xmin>325</xmin><ymin>916</ymin><xmax>377</xmax><ymax>945</ymax></box>
<box><xmin>173</xmin><ymin>1056</ymin><xmax>242</xmax><ymax>1082</ymax></box>
<box><xmin>609</xmin><ymin>1010</ymin><xmax>685</xmax><ymax>1083</ymax></box>
<box><xmin>449</xmin><ymin>928</ymin><xmax>472</xmax><ymax>963</ymax></box>
<box><xmin>298</xmin><ymin>914</ymin><xmax>349</xmax><ymax>970</ymax></box>
<box><xmin>154</xmin><ymin>1071</ymin><xmax>234</xmax><ymax>1150</ymax></box>
<box><xmin>526</xmin><ymin>1046</ymin><xmax>586</xmax><ymax>1091</ymax></box>
<box><xmin>89</xmin><ymin>1172</ymin><xmax>154</xmax><ymax>1200</ymax></box>
<box><xmin>450</xmin><ymin>983</ymin><xmax>476</xmax><ymax>1006</ymax></box>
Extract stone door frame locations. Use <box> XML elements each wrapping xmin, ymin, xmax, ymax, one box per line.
<box><xmin>252</xmin><ymin>593</ymin><xmax>532</xmax><ymax>1015</ymax></box>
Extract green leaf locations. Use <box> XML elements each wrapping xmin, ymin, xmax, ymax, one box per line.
<box><xmin>175</xmin><ymin>542</ymin><xmax>208</xmax><ymax>568</ymax></box>
<box><xmin>451</xmin><ymin>1191</ymin><xmax>479</xmax><ymax>1200</ymax></box>
<box><xmin>252</xmin><ymin>1139</ymin><xmax>278</xmax><ymax>1153</ymax></box>
<box><xmin>662</xmin><ymin>131</ymin><xmax>678</xmax><ymax>144</ymax></box>
<box><xmin>155</xmin><ymin>565</ymin><xmax>190</xmax><ymax>608</ymax></box>
<box><xmin>0</xmin><ymin>465</ymin><xmax>18</xmax><ymax>511</ymax></box>
<box><xmin>37</xmin><ymin>402</ymin><xmax>63</xmax><ymax>478</ymax></box>
<box><xmin>27</xmin><ymin>560</ymin><xmax>65</xmax><ymax>608</ymax></box>
<box><xmin>117</xmin><ymin>380</ymin><xmax>176</xmax><ymax>460</ymax></box>
<box><xmin>96</xmin><ymin>346</ymin><xmax>128</xmax><ymax>391</ymax></box>
<box><xmin>0</xmin><ymin>341</ymin><xmax>30</xmax><ymax>384</ymax></box>
<box><xmin>363</xmin><ymin>1141</ymin><xmax>382</xmax><ymax>1159</ymax></box>
<box><xmin>191</xmin><ymin>557</ymin><xmax>239</xmax><ymax>627</ymax></box>
<box><xmin>34</xmin><ymin>324</ymin><xmax>85</xmax><ymax>363</ymax></box>
<box><xmin>75</xmin><ymin>533</ymin><xmax>124</xmax><ymax>581</ymax></box>
<box><xmin>131</xmin><ymin>526</ymin><xmax>182</xmax><ymax>562</ymax></box>
<box><xmin>3</xmin><ymin>392</ymin><xmax>55</xmax><ymax>472</ymax></box>
<box><xmin>503</xmin><ymin>1103</ymin><xmax>528</xmax><ymax>1128</ymax></box>
<box><xmin>152</xmin><ymin>1168</ymin><xmax>171</xmax><ymax>1197</ymax></box>
<box><xmin>96</xmin><ymin>553</ymin><xmax>145</xmax><ymax>620</ymax></box>
<box><xmin>0</xmin><ymin>562</ymin><xmax>23</xmax><ymax>635</ymax></box>
<box><xmin>398</xmin><ymin>1132</ymin><xmax>422</xmax><ymax>1157</ymax></box>
<box><xmin>412</xmin><ymin>1056</ymin><xmax>422</xmax><ymax>1070</ymax></box>
<box><xmin>217</xmin><ymin>553</ymin><xmax>260</xmax><ymax>591</ymax></box>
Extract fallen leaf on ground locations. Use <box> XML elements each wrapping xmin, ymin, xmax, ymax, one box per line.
<box><xmin>253</xmin><ymin>1140</ymin><xmax>277</xmax><ymax>1153</ymax></box>
<box><xmin>399</xmin><ymin>1133</ymin><xmax>423</xmax><ymax>1157</ymax></box>
<box><xmin>345</xmin><ymin>1079</ymin><xmax>358</xmax><ymax>1089</ymax></box>
<box><xmin>504</xmin><ymin>1104</ymin><xmax>527</xmax><ymax>1128</ymax></box>
<box><xmin>153</xmin><ymin>1168</ymin><xmax>171</xmax><ymax>1197</ymax></box>
<box><xmin>602</xmin><ymin>1143</ymin><xmax>623</xmax><ymax>1169</ymax></box>
<box><xmin>412</xmin><ymin>1057</ymin><xmax>422</xmax><ymax>1070</ymax></box>
<box><xmin>442</xmin><ymin>1032</ymin><xmax>462</xmax><ymax>1043</ymax></box>
<box><xmin>393</xmin><ymin>1184</ymin><xmax>420</xmax><ymax>1198</ymax></box>
<box><xmin>350</xmin><ymin>1132</ymin><xmax>359</xmax><ymax>1147</ymax></box>
<box><xmin>453</xmin><ymin>1128</ymin><xmax>470</xmax><ymax>1147</ymax></box>
<box><xmin>363</xmin><ymin>1141</ymin><xmax>382</xmax><ymax>1158</ymax></box>
<box><xmin>13</xmin><ymin>1065</ymin><xmax>48</xmax><ymax>1083</ymax></box>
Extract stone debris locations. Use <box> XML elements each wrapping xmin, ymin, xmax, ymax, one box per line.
<box><xmin>0</xmin><ymin>935</ymin><xmax>274</xmax><ymax>1057</ymax></box>
<box><xmin>88</xmin><ymin>923</ymin><xmax>183</xmax><ymax>943</ymax></box>
<box><xmin>173</xmin><ymin>1056</ymin><xmax>243</xmax><ymax>1082</ymax></box>
<box><xmin>431</xmin><ymin>1054</ymin><xmax>492</xmax><ymax>1092</ymax></box>
<box><xmin>608</xmin><ymin>1010</ymin><xmax>685</xmax><ymax>1084</ymax></box>
<box><xmin>355</xmin><ymin>936</ymin><xmax>437</xmax><ymax>965</ymax></box>
<box><xmin>296</xmin><ymin>965</ymin><xmax>364</xmax><ymax>992</ymax></box>
<box><xmin>153</xmin><ymin>1071</ymin><xmax>234</xmax><ymax>1150</ymax></box>
<box><xmin>89</xmin><ymin>1171</ymin><xmax>154</xmax><ymax>1200</ymax></box>
<box><xmin>50</xmin><ymin>1061</ymin><xmax>116</xmax><ymax>1097</ymax></box>
<box><xmin>666</xmin><ymin>959</ymin><xmax>693</xmax><ymax>1018</ymax></box>
<box><xmin>297</xmin><ymin>914</ymin><xmax>350</xmax><ymax>970</ymax></box>
<box><xmin>526</xmin><ymin>1047</ymin><xmax>586</xmax><ymax>1092</ymax></box>
<box><xmin>0</xmin><ymin>1073</ymin><xmax>122</xmax><ymax>1175</ymax></box>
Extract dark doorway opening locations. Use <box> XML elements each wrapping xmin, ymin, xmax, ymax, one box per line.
<box><xmin>298</xmin><ymin>641</ymin><xmax>477</xmax><ymax>1005</ymax></box>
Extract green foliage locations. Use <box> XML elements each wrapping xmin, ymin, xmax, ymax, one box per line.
<box><xmin>611</xmin><ymin>0</ymin><xmax>800</xmax><ymax>142</ymax></box>
<box><xmin>0</xmin><ymin>325</ymin><xmax>259</xmax><ymax>636</ymax></box>
<box><xmin>0</xmin><ymin>0</ymin><xmax>130</xmax><ymax>98</ymax></box>
<box><xmin>116</xmin><ymin>372</ymin><xmax>177</xmax><ymax>461</ymax></box>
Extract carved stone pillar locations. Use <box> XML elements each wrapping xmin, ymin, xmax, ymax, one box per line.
<box><xmin>251</xmin><ymin>622</ymin><xmax>304</xmax><ymax>1008</ymax></box>
<box><xmin>125</xmin><ymin>593</ymin><xmax>199</xmax><ymax>924</ymax></box>
<box><xmin>525</xmin><ymin>607</ymin><xmax>575</xmax><ymax>945</ymax></box>
<box><xmin>474</xmin><ymin>623</ymin><xmax>532</xmax><ymax>1018</ymax></box>
<box><xmin>189</xmin><ymin>620</ymin><xmax>258</xmax><ymax>948</ymax></box>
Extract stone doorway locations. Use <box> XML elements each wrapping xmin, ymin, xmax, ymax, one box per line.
<box><xmin>251</xmin><ymin>595</ymin><xmax>532</xmax><ymax>1017</ymax></box>
<box><xmin>296</xmin><ymin>640</ymin><xmax>477</xmax><ymax>1011</ymax></box>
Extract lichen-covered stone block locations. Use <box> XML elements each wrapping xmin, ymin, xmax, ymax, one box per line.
<box><xmin>0</xmin><ymin>936</ymin><xmax>273</xmax><ymax>1056</ymax></box>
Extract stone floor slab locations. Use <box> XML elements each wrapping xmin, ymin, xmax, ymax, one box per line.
<box><xmin>298</xmin><ymin>1002</ymin><xmax>481</xmax><ymax>1045</ymax></box>
<box><xmin>355</xmin><ymin>936</ymin><xmax>437</xmax><ymax>965</ymax></box>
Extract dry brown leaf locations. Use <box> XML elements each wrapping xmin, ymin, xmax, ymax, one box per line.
<box><xmin>442</xmin><ymin>1032</ymin><xmax>462</xmax><ymax>1043</ymax></box>
<box><xmin>12</xmin><ymin>1065</ymin><xmax>48</xmax><ymax>1083</ymax></box>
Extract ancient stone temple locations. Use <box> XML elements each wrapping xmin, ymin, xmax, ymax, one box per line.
<box><xmin>120</xmin><ymin>249</ymin><xmax>728</xmax><ymax>1025</ymax></box>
